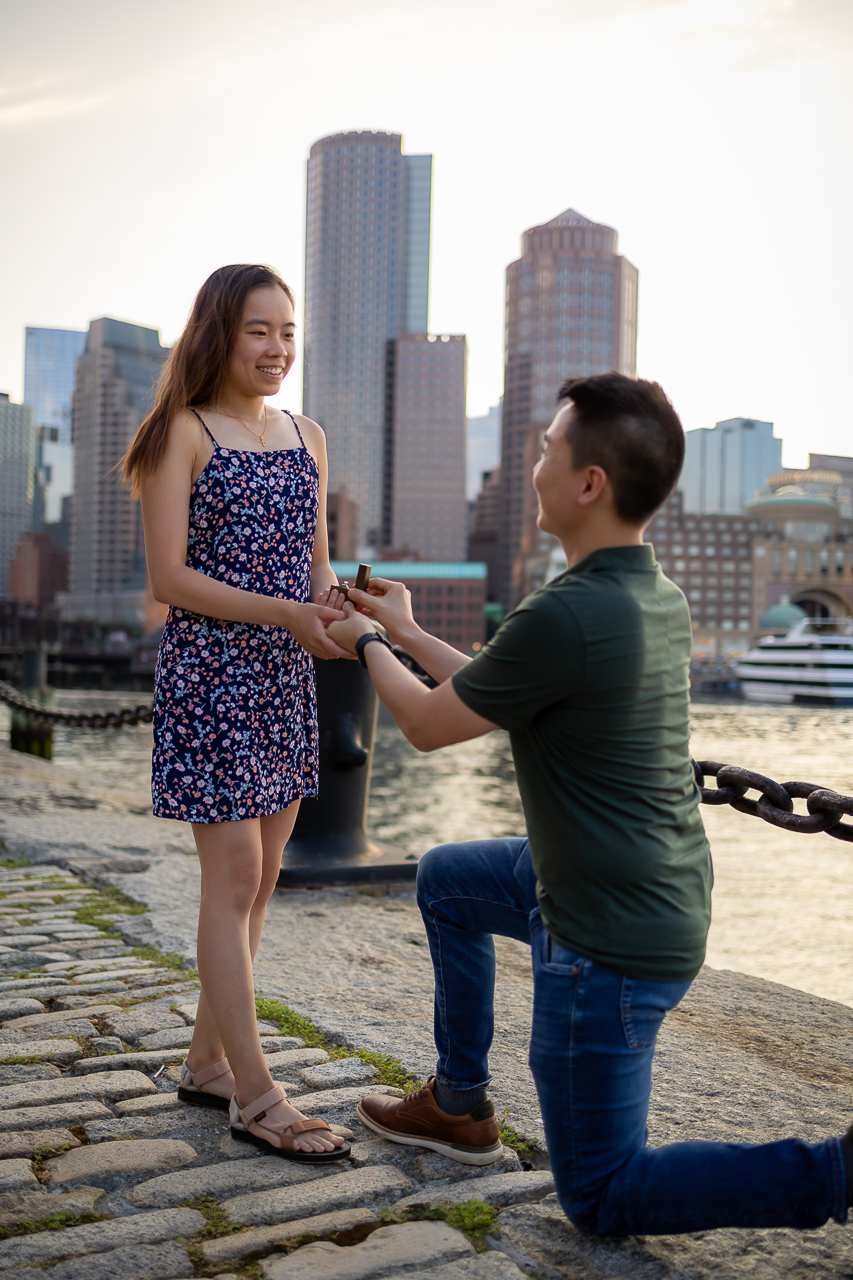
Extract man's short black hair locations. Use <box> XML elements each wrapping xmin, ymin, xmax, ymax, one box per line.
<box><xmin>556</xmin><ymin>374</ymin><xmax>684</xmax><ymax>524</ymax></box>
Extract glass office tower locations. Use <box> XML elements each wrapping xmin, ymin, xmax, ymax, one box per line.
<box><xmin>303</xmin><ymin>131</ymin><xmax>432</xmax><ymax>552</ymax></box>
<box><xmin>24</xmin><ymin>326</ymin><xmax>86</xmax><ymax>526</ymax></box>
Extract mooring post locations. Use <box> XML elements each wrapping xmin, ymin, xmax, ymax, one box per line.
<box><xmin>10</xmin><ymin>646</ymin><xmax>53</xmax><ymax>760</ymax></box>
<box><xmin>277</xmin><ymin>657</ymin><xmax>418</xmax><ymax>886</ymax></box>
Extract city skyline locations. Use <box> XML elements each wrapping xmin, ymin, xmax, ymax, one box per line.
<box><xmin>0</xmin><ymin>1</ymin><xmax>850</xmax><ymax>468</ymax></box>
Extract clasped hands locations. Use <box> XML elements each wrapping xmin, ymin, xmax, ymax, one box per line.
<box><xmin>315</xmin><ymin>577</ymin><xmax>414</xmax><ymax>656</ymax></box>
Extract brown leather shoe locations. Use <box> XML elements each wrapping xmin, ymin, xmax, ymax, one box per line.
<box><xmin>357</xmin><ymin>1076</ymin><xmax>503</xmax><ymax>1166</ymax></box>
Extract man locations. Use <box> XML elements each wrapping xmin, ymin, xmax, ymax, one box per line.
<box><xmin>321</xmin><ymin>373</ymin><xmax>849</xmax><ymax>1234</ymax></box>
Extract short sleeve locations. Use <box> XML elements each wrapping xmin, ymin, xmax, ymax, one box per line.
<box><xmin>451</xmin><ymin>592</ymin><xmax>586</xmax><ymax>732</ymax></box>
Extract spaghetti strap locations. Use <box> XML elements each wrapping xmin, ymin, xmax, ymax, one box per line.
<box><xmin>283</xmin><ymin>409</ymin><xmax>306</xmax><ymax>448</ymax></box>
<box><xmin>190</xmin><ymin>407</ymin><xmax>218</xmax><ymax>446</ymax></box>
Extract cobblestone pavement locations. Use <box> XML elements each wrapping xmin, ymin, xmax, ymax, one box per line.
<box><xmin>5</xmin><ymin>745</ymin><xmax>853</xmax><ymax>1276</ymax></box>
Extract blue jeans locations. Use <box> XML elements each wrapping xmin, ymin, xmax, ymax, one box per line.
<box><xmin>416</xmin><ymin>837</ymin><xmax>846</xmax><ymax>1235</ymax></box>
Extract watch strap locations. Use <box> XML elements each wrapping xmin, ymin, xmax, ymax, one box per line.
<box><xmin>355</xmin><ymin>631</ymin><xmax>390</xmax><ymax>669</ymax></box>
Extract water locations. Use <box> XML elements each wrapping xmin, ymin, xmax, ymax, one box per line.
<box><xmin>3</xmin><ymin>692</ymin><xmax>853</xmax><ymax>1006</ymax></box>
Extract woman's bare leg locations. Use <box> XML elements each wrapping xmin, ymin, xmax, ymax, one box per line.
<box><xmin>186</xmin><ymin>802</ymin><xmax>341</xmax><ymax>1152</ymax></box>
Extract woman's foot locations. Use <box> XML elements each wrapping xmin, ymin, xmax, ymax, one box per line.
<box><xmin>239</xmin><ymin>1091</ymin><xmax>346</xmax><ymax>1153</ymax></box>
<box><xmin>181</xmin><ymin>1055</ymin><xmax>235</xmax><ymax>1103</ymax></box>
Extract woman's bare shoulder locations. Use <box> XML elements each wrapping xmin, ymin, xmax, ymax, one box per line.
<box><xmin>291</xmin><ymin>413</ymin><xmax>325</xmax><ymax>446</ymax></box>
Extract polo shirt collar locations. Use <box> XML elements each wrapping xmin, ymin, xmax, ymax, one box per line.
<box><xmin>567</xmin><ymin>544</ymin><xmax>656</xmax><ymax>576</ymax></box>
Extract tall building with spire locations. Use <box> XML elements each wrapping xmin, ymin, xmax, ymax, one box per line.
<box><xmin>499</xmin><ymin>209</ymin><xmax>638</xmax><ymax>606</ymax></box>
<box><xmin>303</xmin><ymin>130</ymin><xmax>433</xmax><ymax>552</ymax></box>
<box><xmin>57</xmin><ymin>318</ymin><xmax>169</xmax><ymax>626</ymax></box>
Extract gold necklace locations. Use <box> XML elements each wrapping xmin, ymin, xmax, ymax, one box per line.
<box><xmin>221</xmin><ymin>404</ymin><xmax>268</xmax><ymax>448</ymax></box>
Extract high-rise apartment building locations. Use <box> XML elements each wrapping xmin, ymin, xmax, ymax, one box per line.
<box><xmin>466</xmin><ymin>401</ymin><xmax>501</xmax><ymax>502</ymax></box>
<box><xmin>0</xmin><ymin>394</ymin><xmax>36</xmax><ymax>596</ymax></box>
<box><xmin>58</xmin><ymin>318</ymin><xmax>169</xmax><ymax>626</ymax></box>
<box><xmin>303</xmin><ymin>130</ymin><xmax>433</xmax><ymax>552</ymax></box>
<box><xmin>24</xmin><ymin>327</ymin><xmax>86</xmax><ymax>527</ymax></box>
<box><xmin>384</xmin><ymin>333</ymin><xmax>467</xmax><ymax>561</ymax></box>
<box><xmin>680</xmin><ymin>417</ymin><xmax>781</xmax><ymax>515</ymax></box>
<box><xmin>499</xmin><ymin>209</ymin><xmax>638</xmax><ymax>606</ymax></box>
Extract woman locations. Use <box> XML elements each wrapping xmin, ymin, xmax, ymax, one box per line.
<box><xmin>122</xmin><ymin>264</ymin><xmax>350</xmax><ymax>1161</ymax></box>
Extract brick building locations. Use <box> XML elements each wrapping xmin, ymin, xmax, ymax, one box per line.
<box><xmin>332</xmin><ymin>560</ymin><xmax>486</xmax><ymax>653</ymax></box>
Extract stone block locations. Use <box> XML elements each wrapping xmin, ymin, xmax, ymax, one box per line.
<box><xmin>202</xmin><ymin>1208</ymin><xmax>379</xmax><ymax>1264</ymax></box>
<box><xmin>263</xmin><ymin>1047</ymin><xmax>329</xmax><ymax>1072</ymax></box>
<box><xmin>0</xmin><ymin>976</ymin><xmax>69</xmax><ymax>993</ymax></box>
<box><xmin>114</xmin><ymin>1092</ymin><xmax>183</xmax><ymax>1117</ymax></box>
<box><xmin>397</xmin><ymin>1256</ymin><xmax>529</xmax><ymax>1279</ymax></box>
<box><xmin>138</xmin><ymin>1026</ymin><xmax>194</xmax><ymax>1051</ymax></box>
<box><xmin>413</xmin><ymin>1147</ymin><xmax>523</xmax><ymax>1183</ymax></box>
<box><xmin>0</xmin><ymin>1019</ymin><xmax>106</xmax><ymax>1041</ymax></box>
<box><xmin>104</xmin><ymin>1008</ymin><xmax>185</xmax><ymax>1043</ymax></box>
<box><xmin>0</xmin><ymin>934</ymin><xmax>53</xmax><ymax>945</ymax></box>
<box><xmin>0</xmin><ymin>1184</ymin><xmax>107</xmax><ymax>1227</ymax></box>
<box><xmin>34</xmin><ymin>1242</ymin><xmax>195</xmax><ymax>1279</ymax></box>
<box><xmin>54</xmin><ymin>993</ymin><xmax>111</xmax><ymax>1010</ymax></box>
<box><xmin>84</xmin><ymin>1111</ymin><xmax>221</xmax><ymax>1143</ymax></box>
<box><xmin>260</xmin><ymin>1221</ymin><xmax>473</xmax><ymax>1280</ymax></box>
<box><xmin>92</xmin><ymin>1036</ymin><xmax>123</xmax><ymax>1054</ymax></box>
<box><xmin>224</xmin><ymin>1165</ymin><xmax>415</xmax><ymax>1226</ymax></box>
<box><xmin>121</xmin><ymin>982</ymin><xmax>199</xmax><ymax>1001</ymax></box>
<box><xmin>0</xmin><ymin>1208</ymin><xmax>202</xmax><ymax>1270</ymax></box>
<box><xmin>393</xmin><ymin>1170</ymin><xmax>555</xmax><ymax>1212</ymax></box>
<box><xmin>72</xmin><ymin>1049</ymin><xmax>187</xmax><ymax>1075</ymax></box>
<box><xmin>0</xmin><ymin>1100</ymin><xmax>113</xmax><ymax>1132</ymax></box>
<box><xmin>0</xmin><ymin>1158</ymin><xmax>38</xmax><ymax>1191</ymax></box>
<box><xmin>0</xmin><ymin>1062</ymin><xmax>61</xmax><ymax>1085</ymax></box>
<box><xmin>0</xmin><ymin>1038</ymin><xmax>82</xmax><ymax>1066</ymax></box>
<box><xmin>261</xmin><ymin>1036</ymin><xmax>305</xmax><ymax>1052</ymax></box>
<box><xmin>173</xmin><ymin>1002</ymin><xmax>197</xmax><ymax>1023</ymax></box>
<box><xmin>0</xmin><ymin>997</ymin><xmax>45</xmax><ymax>1020</ymax></box>
<box><xmin>1</xmin><ymin>1003</ymin><xmax>122</xmax><ymax>1030</ymax></box>
<box><xmin>0</xmin><ymin>1070</ymin><xmax>156</xmax><ymax>1111</ymax></box>
<box><xmin>2</xmin><ymin>948</ymin><xmax>69</xmax><ymax>968</ymax></box>
<box><xmin>0</xmin><ymin>1127</ymin><xmax>80</xmax><ymax>1159</ymax></box>
<box><xmin>45</xmin><ymin>1137</ymin><xmax>197</xmax><ymax>1186</ymax></box>
<box><xmin>299</xmin><ymin>1059</ymin><xmax>378</xmax><ymax>1090</ymax></box>
<box><xmin>126</xmin><ymin>1152</ymin><xmax>333</xmax><ymax>1207</ymax></box>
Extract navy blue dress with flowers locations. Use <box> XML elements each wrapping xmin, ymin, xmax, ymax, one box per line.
<box><xmin>152</xmin><ymin>410</ymin><xmax>319</xmax><ymax>823</ymax></box>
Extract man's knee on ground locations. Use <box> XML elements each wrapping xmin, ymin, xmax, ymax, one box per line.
<box><xmin>415</xmin><ymin>841</ymin><xmax>466</xmax><ymax>904</ymax></box>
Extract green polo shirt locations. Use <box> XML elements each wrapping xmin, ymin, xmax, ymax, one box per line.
<box><xmin>452</xmin><ymin>544</ymin><xmax>711</xmax><ymax>983</ymax></box>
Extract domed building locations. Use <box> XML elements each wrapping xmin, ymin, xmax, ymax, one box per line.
<box><xmin>757</xmin><ymin>596</ymin><xmax>807</xmax><ymax>636</ymax></box>
<box><xmin>748</xmin><ymin>488</ymin><xmax>853</xmax><ymax>625</ymax></box>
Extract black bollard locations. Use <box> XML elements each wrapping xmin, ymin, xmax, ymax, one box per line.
<box><xmin>10</xmin><ymin>649</ymin><xmax>53</xmax><ymax>759</ymax></box>
<box><xmin>277</xmin><ymin>657</ymin><xmax>419</xmax><ymax>886</ymax></box>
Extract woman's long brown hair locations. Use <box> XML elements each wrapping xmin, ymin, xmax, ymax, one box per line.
<box><xmin>121</xmin><ymin>264</ymin><xmax>294</xmax><ymax>494</ymax></box>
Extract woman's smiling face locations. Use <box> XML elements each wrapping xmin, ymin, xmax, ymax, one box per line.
<box><xmin>227</xmin><ymin>285</ymin><xmax>296</xmax><ymax>398</ymax></box>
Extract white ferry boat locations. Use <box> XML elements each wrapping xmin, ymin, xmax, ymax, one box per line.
<box><xmin>734</xmin><ymin>617</ymin><xmax>853</xmax><ymax>705</ymax></box>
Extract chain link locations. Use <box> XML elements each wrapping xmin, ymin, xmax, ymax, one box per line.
<box><xmin>693</xmin><ymin>760</ymin><xmax>853</xmax><ymax>843</ymax></box>
<box><xmin>0</xmin><ymin>680</ymin><xmax>153</xmax><ymax>729</ymax></box>
<box><xmin>2</xmin><ymin>681</ymin><xmax>852</xmax><ymax>844</ymax></box>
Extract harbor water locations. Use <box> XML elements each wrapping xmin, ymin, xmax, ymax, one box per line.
<box><xmin>2</xmin><ymin>693</ymin><xmax>853</xmax><ymax>1007</ymax></box>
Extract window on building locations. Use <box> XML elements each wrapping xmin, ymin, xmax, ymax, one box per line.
<box><xmin>820</xmin><ymin>547</ymin><xmax>829</xmax><ymax>576</ymax></box>
<box><xmin>837</xmin><ymin>548</ymin><xmax>846</xmax><ymax>576</ymax></box>
<box><xmin>804</xmin><ymin>549</ymin><xmax>814</xmax><ymax>575</ymax></box>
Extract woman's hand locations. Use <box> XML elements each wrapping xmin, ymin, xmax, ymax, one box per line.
<box><xmin>281</xmin><ymin>601</ymin><xmax>355</xmax><ymax>660</ymax></box>
<box><xmin>329</xmin><ymin>577</ymin><xmax>417</xmax><ymax>646</ymax></box>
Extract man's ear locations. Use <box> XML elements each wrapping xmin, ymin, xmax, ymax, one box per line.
<box><xmin>577</xmin><ymin>465</ymin><xmax>609</xmax><ymax>506</ymax></box>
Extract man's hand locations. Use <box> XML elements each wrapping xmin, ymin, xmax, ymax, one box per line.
<box><xmin>282</xmin><ymin>600</ymin><xmax>354</xmax><ymax>660</ymax></box>
<box><xmin>343</xmin><ymin>577</ymin><xmax>417</xmax><ymax>646</ymax></box>
<box><xmin>320</xmin><ymin>598</ymin><xmax>377</xmax><ymax>654</ymax></box>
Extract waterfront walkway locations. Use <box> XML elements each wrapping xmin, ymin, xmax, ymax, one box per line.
<box><xmin>2</xmin><ymin>741</ymin><xmax>853</xmax><ymax>1277</ymax></box>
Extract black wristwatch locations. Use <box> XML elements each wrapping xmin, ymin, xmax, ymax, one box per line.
<box><xmin>355</xmin><ymin>631</ymin><xmax>391</xmax><ymax>669</ymax></box>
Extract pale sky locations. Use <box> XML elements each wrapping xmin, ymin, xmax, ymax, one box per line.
<box><xmin>1</xmin><ymin>0</ymin><xmax>851</xmax><ymax>466</ymax></box>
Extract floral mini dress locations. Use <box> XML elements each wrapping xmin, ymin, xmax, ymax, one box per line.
<box><xmin>152</xmin><ymin>409</ymin><xmax>319</xmax><ymax>823</ymax></box>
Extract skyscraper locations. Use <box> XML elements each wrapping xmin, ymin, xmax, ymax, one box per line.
<box><xmin>58</xmin><ymin>318</ymin><xmax>169</xmax><ymax>626</ymax></box>
<box><xmin>385</xmin><ymin>333</ymin><xmax>467</xmax><ymax>561</ymax></box>
<box><xmin>24</xmin><ymin>327</ymin><xmax>86</xmax><ymax>527</ymax></box>
<box><xmin>303</xmin><ymin>130</ymin><xmax>433</xmax><ymax>552</ymax></box>
<box><xmin>0</xmin><ymin>394</ymin><xmax>36</xmax><ymax>596</ymax></box>
<box><xmin>499</xmin><ymin>209</ymin><xmax>639</xmax><ymax>606</ymax></box>
<box><xmin>680</xmin><ymin>418</ymin><xmax>782</xmax><ymax>514</ymax></box>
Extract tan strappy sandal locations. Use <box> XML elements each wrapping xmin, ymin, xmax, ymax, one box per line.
<box><xmin>229</xmin><ymin>1084</ymin><xmax>351</xmax><ymax>1162</ymax></box>
<box><xmin>178</xmin><ymin>1057</ymin><xmax>232</xmax><ymax>1111</ymax></box>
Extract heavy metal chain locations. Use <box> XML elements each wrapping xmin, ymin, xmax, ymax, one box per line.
<box><xmin>2</xmin><ymin>680</ymin><xmax>853</xmax><ymax>845</ymax></box>
<box><xmin>693</xmin><ymin>761</ymin><xmax>853</xmax><ymax>844</ymax></box>
<box><xmin>0</xmin><ymin>680</ymin><xmax>153</xmax><ymax>729</ymax></box>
